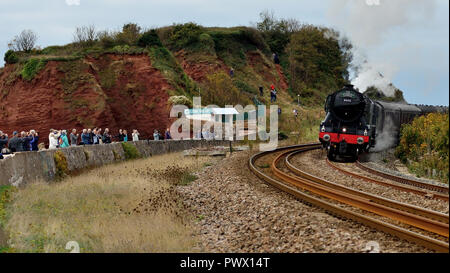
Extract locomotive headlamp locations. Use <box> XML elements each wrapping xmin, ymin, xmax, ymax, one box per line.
<box><xmin>321</xmin><ymin>126</ymin><xmax>326</xmax><ymax>132</ymax></box>
<box><xmin>364</xmin><ymin>129</ymin><xmax>368</xmax><ymax>136</ymax></box>
<box><xmin>342</xmin><ymin>128</ymin><xmax>347</xmax><ymax>133</ymax></box>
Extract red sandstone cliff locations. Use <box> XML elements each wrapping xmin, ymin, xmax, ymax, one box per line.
<box><xmin>0</xmin><ymin>50</ymin><xmax>287</xmax><ymax>145</ymax></box>
<box><xmin>0</xmin><ymin>54</ymin><xmax>172</xmax><ymax>143</ymax></box>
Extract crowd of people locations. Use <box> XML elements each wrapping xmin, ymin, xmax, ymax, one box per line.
<box><xmin>0</xmin><ymin>127</ymin><xmax>173</xmax><ymax>159</ymax></box>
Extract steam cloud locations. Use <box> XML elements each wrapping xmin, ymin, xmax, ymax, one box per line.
<box><xmin>372</xmin><ymin>116</ymin><xmax>397</xmax><ymax>152</ymax></box>
<box><xmin>65</xmin><ymin>0</ymin><xmax>80</xmax><ymax>6</ymax></box>
<box><xmin>327</xmin><ymin>0</ymin><xmax>437</xmax><ymax>96</ymax></box>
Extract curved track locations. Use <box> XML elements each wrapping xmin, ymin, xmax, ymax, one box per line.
<box><xmin>249</xmin><ymin>144</ymin><xmax>449</xmax><ymax>253</ymax></box>
<box><xmin>355</xmin><ymin>161</ymin><xmax>449</xmax><ymax>195</ymax></box>
<box><xmin>327</xmin><ymin>160</ymin><xmax>449</xmax><ymax>202</ymax></box>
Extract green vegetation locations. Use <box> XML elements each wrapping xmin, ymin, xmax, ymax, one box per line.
<box><xmin>121</xmin><ymin>142</ymin><xmax>141</xmax><ymax>160</ymax></box>
<box><xmin>138</xmin><ymin>29</ymin><xmax>163</xmax><ymax>48</ymax></box>
<box><xmin>0</xmin><ymin>185</ymin><xmax>15</xmax><ymax>253</ymax></box>
<box><xmin>54</xmin><ymin>150</ymin><xmax>69</xmax><ymax>180</ymax></box>
<box><xmin>21</xmin><ymin>58</ymin><xmax>47</xmax><ymax>81</ymax></box>
<box><xmin>0</xmin><ymin>186</ymin><xmax>15</xmax><ymax>228</ymax></box>
<box><xmin>165</xmin><ymin>23</ymin><xmax>204</xmax><ymax>51</ymax></box>
<box><xmin>146</xmin><ymin>45</ymin><xmax>197</xmax><ymax>97</ymax></box>
<box><xmin>6</xmin><ymin>15</ymin><xmax>354</xmax><ymax>110</ymax></box>
<box><xmin>58</xmin><ymin>59</ymin><xmax>91</xmax><ymax>94</ymax></box>
<box><xmin>179</xmin><ymin>173</ymin><xmax>198</xmax><ymax>186</ymax></box>
<box><xmin>201</xmin><ymin>72</ymin><xmax>251</xmax><ymax>106</ymax></box>
<box><xmin>286</xmin><ymin>26</ymin><xmax>350</xmax><ymax>104</ymax></box>
<box><xmin>4</xmin><ymin>50</ymin><xmax>19</xmax><ymax>64</ymax></box>
<box><xmin>395</xmin><ymin>113</ymin><xmax>449</xmax><ymax>183</ymax></box>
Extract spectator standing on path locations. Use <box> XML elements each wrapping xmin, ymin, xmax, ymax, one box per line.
<box><xmin>93</xmin><ymin>128</ymin><xmax>103</xmax><ymax>145</ymax></box>
<box><xmin>81</xmin><ymin>129</ymin><xmax>90</xmax><ymax>145</ymax></box>
<box><xmin>123</xmin><ymin>130</ymin><xmax>128</xmax><ymax>142</ymax></box>
<box><xmin>49</xmin><ymin>129</ymin><xmax>60</xmax><ymax>149</ymax></box>
<box><xmin>270</xmin><ymin>88</ymin><xmax>277</xmax><ymax>103</ymax></box>
<box><xmin>84</xmin><ymin>128</ymin><xmax>92</xmax><ymax>145</ymax></box>
<box><xmin>278</xmin><ymin>108</ymin><xmax>282</xmax><ymax>115</ymax></box>
<box><xmin>273</xmin><ymin>53</ymin><xmax>280</xmax><ymax>64</ymax></box>
<box><xmin>97</xmin><ymin>128</ymin><xmax>103</xmax><ymax>144</ymax></box>
<box><xmin>70</xmin><ymin>129</ymin><xmax>78</xmax><ymax>146</ymax></box>
<box><xmin>21</xmin><ymin>131</ymin><xmax>31</xmax><ymax>151</ymax></box>
<box><xmin>29</xmin><ymin>130</ymin><xmax>39</xmax><ymax>151</ymax></box>
<box><xmin>229</xmin><ymin>67</ymin><xmax>234</xmax><ymax>78</ymax></box>
<box><xmin>0</xmin><ymin>131</ymin><xmax>9</xmax><ymax>156</ymax></box>
<box><xmin>153</xmin><ymin>129</ymin><xmax>160</xmax><ymax>140</ymax></box>
<box><xmin>92</xmin><ymin>129</ymin><xmax>99</xmax><ymax>145</ymax></box>
<box><xmin>259</xmin><ymin>86</ymin><xmax>264</xmax><ymax>96</ymax></box>
<box><xmin>165</xmin><ymin>128</ymin><xmax>172</xmax><ymax>140</ymax></box>
<box><xmin>102</xmin><ymin>128</ymin><xmax>112</xmax><ymax>144</ymax></box>
<box><xmin>293</xmin><ymin>109</ymin><xmax>298</xmax><ymax>119</ymax></box>
<box><xmin>132</xmin><ymin>129</ymin><xmax>140</xmax><ymax>142</ymax></box>
<box><xmin>59</xmin><ymin>130</ymin><xmax>70</xmax><ymax>148</ymax></box>
<box><xmin>117</xmin><ymin>129</ymin><xmax>125</xmax><ymax>142</ymax></box>
<box><xmin>8</xmin><ymin>131</ymin><xmax>23</xmax><ymax>153</ymax></box>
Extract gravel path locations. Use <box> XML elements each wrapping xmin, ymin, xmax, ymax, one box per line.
<box><xmin>178</xmin><ymin>151</ymin><xmax>429</xmax><ymax>253</ymax></box>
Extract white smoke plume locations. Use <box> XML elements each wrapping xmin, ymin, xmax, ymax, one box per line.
<box><xmin>327</xmin><ymin>0</ymin><xmax>437</xmax><ymax>96</ymax></box>
<box><xmin>372</xmin><ymin>116</ymin><xmax>397</xmax><ymax>152</ymax></box>
<box><xmin>65</xmin><ymin>0</ymin><xmax>81</xmax><ymax>6</ymax></box>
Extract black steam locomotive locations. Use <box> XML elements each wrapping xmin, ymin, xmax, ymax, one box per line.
<box><xmin>319</xmin><ymin>84</ymin><xmax>448</xmax><ymax>160</ymax></box>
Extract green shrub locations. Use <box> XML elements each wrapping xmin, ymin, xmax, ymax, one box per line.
<box><xmin>116</xmin><ymin>23</ymin><xmax>142</xmax><ymax>46</ymax></box>
<box><xmin>138</xmin><ymin>29</ymin><xmax>162</xmax><ymax>47</ymax></box>
<box><xmin>4</xmin><ymin>50</ymin><xmax>19</xmax><ymax>64</ymax></box>
<box><xmin>21</xmin><ymin>58</ymin><xmax>47</xmax><ymax>81</ymax></box>
<box><xmin>121</xmin><ymin>142</ymin><xmax>141</xmax><ymax>160</ymax></box>
<box><xmin>98</xmin><ymin>31</ymin><xmax>117</xmax><ymax>48</ymax></box>
<box><xmin>168</xmin><ymin>23</ymin><xmax>203</xmax><ymax>50</ymax></box>
<box><xmin>395</xmin><ymin>113</ymin><xmax>449</xmax><ymax>182</ymax></box>
<box><xmin>54</xmin><ymin>150</ymin><xmax>68</xmax><ymax>180</ymax></box>
<box><xmin>201</xmin><ymin>72</ymin><xmax>250</xmax><ymax>106</ymax></box>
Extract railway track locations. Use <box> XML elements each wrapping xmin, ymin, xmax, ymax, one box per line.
<box><xmin>249</xmin><ymin>143</ymin><xmax>449</xmax><ymax>253</ymax></box>
<box><xmin>327</xmin><ymin>160</ymin><xmax>449</xmax><ymax>202</ymax></box>
<box><xmin>355</xmin><ymin>161</ymin><xmax>449</xmax><ymax>195</ymax></box>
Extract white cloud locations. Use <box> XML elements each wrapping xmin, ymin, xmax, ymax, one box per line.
<box><xmin>65</xmin><ymin>0</ymin><xmax>80</xmax><ymax>6</ymax></box>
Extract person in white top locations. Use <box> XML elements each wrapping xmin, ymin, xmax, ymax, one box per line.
<box><xmin>132</xmin><ymin>129</ymin><xmax>140</xmax><ymax>142</ymax></box>
<box><xmin>48</xmin><ymin>129</ymin><xmax>60</xmax><ymax>149</ymax></box>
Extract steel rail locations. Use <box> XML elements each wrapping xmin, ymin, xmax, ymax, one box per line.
<box><xmin>248</xmin><ymin>144</ymin><xmax>449</xmax><ymax>252</ymax></box>
<box><xmin>285</xmin><ymin>154</ymin><xmax>449</xmax><ymax>223</ymax></box>
<box><xmin>273</xmin><ymin>152</ymin><xmax>448</xmax><ymax>237</ymax></box>
<box><xmin>355</xmin><ymin>161</ymin><xmax>449</xmax><ymax>195</ymax></box>
<box><xmin>326</xmin><ymin>159</ymin><xmax>449</xmax><ymax>202</ymax></box>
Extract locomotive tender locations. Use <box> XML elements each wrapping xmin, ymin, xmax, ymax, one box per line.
<box><xmin>319</xmin><ymin>84</ymin><xmax>448</xmax><ymax>160</ymax></box>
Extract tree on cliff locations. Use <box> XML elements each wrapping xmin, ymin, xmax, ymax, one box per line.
<box><xmin>286</xmin><ymin>25</ymin><xmax>352</xmax><ymax>99</ymax></box>
<box><xmin>73</xmin><ymin>25</ymin><xmax>97</xmax><ymax>46</ymax></box>
<box><xmin>255</xmin><ymin>10</ymin><xmax>301</xmax><ymax>55</ymax></box>
<box><xmin>8</xmin><ymin>30</ymin><xmax>38</xmax><ymax>52</ymax></box>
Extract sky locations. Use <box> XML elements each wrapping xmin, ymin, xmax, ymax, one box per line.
<box><xmin>0</xmin><ymin>0</ymin><xmax>448</xmax><ymax>106</ymax></box>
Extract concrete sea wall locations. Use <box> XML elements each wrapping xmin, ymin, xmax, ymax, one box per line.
<box><xmin>0</xmin><ymin>140</ymin><xmax>230</xmax><ymax>187</ymax></box>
